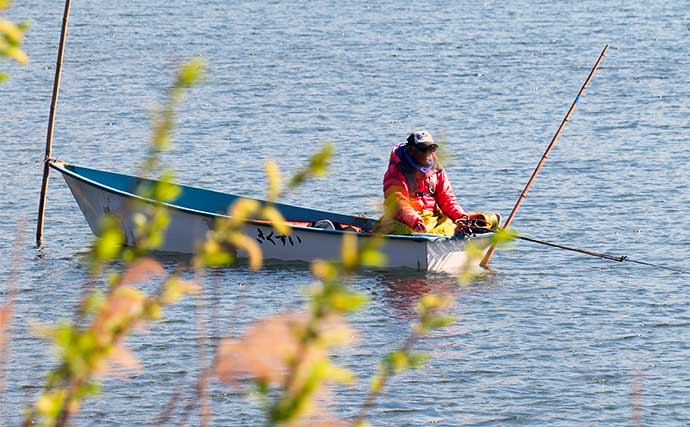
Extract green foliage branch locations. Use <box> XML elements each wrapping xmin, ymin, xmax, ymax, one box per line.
<box><xmin>0</xmin><ymin>0</ymin><xmax>29</xmax><ymax>83</ymax></box>
<box><xmin>17</xmin><ymin>54</ymin><xmax>509</xmax><ymax>426</ymax></box>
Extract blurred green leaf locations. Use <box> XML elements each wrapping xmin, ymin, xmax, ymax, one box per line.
<box><xmin>75</xmin><ymin>381</ymin><xmax>101</xmax><ymax>400</ymax></box>
<box><xmin>144</xmin><ymin>302</ymin><xmax>163</xmax><ymax>320</ymax></box>
<box><xmin>153</xmin><ymin>176</ymin><xmax>180</xmax><ymax>202</ymax></box>
<box><xmin>92</xmin><ymin>216</ymin><xmax>124</xmax><ymax>263</ymax></box>
<box><xmin>341</xmin><ymin>233</ymin><xmax>358</xmax><ymax>270</ymax></box>
<box><xmin>328</xmin><ymin>291</ymin><xmax>368</xmax><ymax>313</ymax></box>
<box><xmin>176</xmin><ymin>57</ymin><xmax>205</xmax><ymax>87</ymax></box>
<box><xmin>160</xmin><ymin>277</ymin><xmax>200</xmax><ymax>305</ymax></box>
<box><xmin>359</xmin><ymin>246</ymin><xmax>387</xmax><ymax>267</ymax></box>
<box><xmin>36</xmin><ymin>390</ymin><xmax>65</xmax><ymax>419</ymax></box>
<box><xmin>1</xmin><ymin>45</ymin><xmax>27</xmax><ymax>63</ymax></box>
<box><xmin>228</xmin><ymin>197</ymin><xmax>260</xmax><ymax>224</ymax></box>
<box><xmin>492</xmin><ymin>227</ymin><xmax>518</xmax><ymax>245</ymax></box>
<box><xmin>1</xmin><ymin>12</ymin><xmax>29</xmax><ymax>84</ymax></box>
<box><xmin>82</xmin><ymin>291</ymin><xmax>105</xmax><ymax>315</ymax></box>
<box><xmin>310</xmin><ymin>260</ymin><xmax>338</xmax><ymax>282</ymax></box>
<box><xmin>262</xmin><ymin>205</ymin><xmax>290</xmax><ymax>236</ymax></box>
<box><xmin>0</xmin><ymin>18</ymin><xmax>23</xmax><ymax>43</ymax></box>
<box><xmin>201</xmin><ymin>240</ymin><xmax>235</xmax><ymax>266</ymax></box>
<box><xmin>407</xmin><ymin>352</ymin><xmax>429</xmax><ymax>369</ymax></box>
<box><xmin>288</xmin><ymin>142</ymin><xmax>334</xmax><ymax>188</ymax></box>
<box><xmin>417</xmin><ymin>293</ymin><xmax>450</xmax><ymax>311</ymax></box>
<box><xmin>387</xmin><ymin>350</ymin><xmax>408</xmax><ymax>373</ymax></box>
<box><xmin>25</xmin><ymin>58</ymin><xmax>206</xmax><ymax>427</ymax></box>
<box><xmin>256</xmin><ymin>379</ymin><xmax>269</xmax><ymax>396</ymax></box>
<box><xmin>265</xmin><ymin>160</ymin><xmax>281</xmax><ymax>201</ymax></box>
<box><xmin>18</xmin><ymin>19</ymin><xmax>29</xmax><ymax>32</ymax></box>
<box><xmin>308</xmin><ymin>141</ymin><xmax>334</xmax><ymax>176</ymax></box>
<box><xmin>426</xmin><ymin>315</ymin><xmax>455</xmax><ymax>329</ymax></box>
<box><xmin>370</xmin><ymin>373</ymin><xmax>384</xmax><ymax>394</ymax></box>
<box><xmin>323</xmin><ymin>361</ymin><xmax>356</xmax><ymax>384</ymax></box>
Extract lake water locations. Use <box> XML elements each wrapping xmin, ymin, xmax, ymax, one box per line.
<box><xmin>2</xmin><ymin>0</ymin><xmax>690</xmax><ymax>425</ymax></box>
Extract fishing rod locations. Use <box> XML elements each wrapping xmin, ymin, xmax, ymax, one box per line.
<box><xmin>480</xmin><ymin>44</ymin><xmax>609</xmax><ymax>269</ymax></box>
<box><xmin>516</xmin><ymin>234</ymin><xmax>690</xmax><ymax>275</ymax></box>
<box><xmin>460</xmin><ymin>216</ymin><xmax>689</xmax><ymax>275</ymax></box>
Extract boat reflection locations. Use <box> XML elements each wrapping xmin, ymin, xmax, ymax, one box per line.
<box><xmin>369</xmin><ymin>271</ymin><xmax>461</xmax><ymax>320</ymax></box>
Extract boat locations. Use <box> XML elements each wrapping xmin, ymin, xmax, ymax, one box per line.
<box><xmin>49</xmin><ymin>159</ymin><xmax>492</xmax><ymax>273</ymax></box>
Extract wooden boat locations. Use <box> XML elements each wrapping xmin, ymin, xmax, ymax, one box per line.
<box><xmin>49</xmin><ymin>159</ymin><xmax>491</xmax><ymax>273</ymax></box>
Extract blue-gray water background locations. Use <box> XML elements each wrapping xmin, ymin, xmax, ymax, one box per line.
<box><xmin>2</xmin><ymin>1</ymin><xmax>690</xmax><ymax>425</ymax></box>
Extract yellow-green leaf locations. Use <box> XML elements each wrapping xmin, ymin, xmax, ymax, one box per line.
<box><xmin>341</xmin><ymin>233</ymin><xmax>357</xmax><ymax>269</ymax></box>
<box><xmin>418</xmin><ymin>293</ymin><xmax>452</xmax><ymax>311</ymax></box>
<box><xmin>0</xmin><ymin>19</ymin><xmax>23</xmax><ymax>44</ymax></box>
<box><xmin>407</xmin><ymin>352</ymin><xmax>430</xmax><ymax>369</ymax></box>
<box><xmin>160</xmin><ymin>277</ymin><xmax>200</xmax><ymax>305</ymax></box>
<box><xmin>370</xmin><ymin>373</ymin><xmax>384</xmax><ymax>394</ymax></box>
<box><xmin>262</xmin><ymin>205</ymin><xmax>290</xmax><ymax>236</ymax></box>
<box><xmin>389</xmin><ymin>350</ymin><xmax>408</xmax><ymax>372</ymax></box>
<box><xmin>201</xmin><ymin>239</ymin><xmax>234</xmax><ymax>266</ymax></box>
<box><xmin>82</xmin><ymin>290</ymin><xmax>105</xmax><ymax>314</ymax></box>
<box><xmin>2</xmin><ymin>45</ymin><xmax>28</xmax><ymax>63</ymax></box>
<box><xmin>265</xmin><ymin>160</ymin><xmax>281</xmax><ymax>201</ymax></box>
<box><xmin>492</xmin><ymin>227</ymin><xmax>518</xmax><ymax>245</ymax></box>
<box><xmin>36</xmin><ymin>391</ymin><xmax>65</xmax><ymax>418</ymax></box>
<box><xmin>228</xmin><ymin>198</ymin><xmax>260</xmax><ymax>224</ymax></box>
<box><xmin>228</xmin><ymin>233</ymin><xmax>262</xmax><ymax>270</ymax></box>
<box><xmin>359</xmin><ymin>248</ymin><xmax>387</xmax><ymax>267</ymax></box>
<box><xmin>323</xmin><ymin>362</ymin><xmax>356</xmax><ymax>384</ymax></box>
<box><xmin>328</xmin><ymin>292</ymin><xmax>368</xmax><ymax>313</ymax></box>
<box><xmin>288</xmin><ymin>142</ymin><xmax>335</xmax><ymax>188</ymax></box>
<box><xmin>308</xmin><ymin>142</ymin><xmax>334</xmax><ymax>177</ymax></box>
<box><xmin>93</xmin><ymin>219</ymin><xmax>124</xmax><ymax>261</ymax></box>
<box><xmin>144</xmin><ymin>302</ymin><xmax>163</xmax><ymax>320</ymax></box>
<box><xmin>310</xmin><ymin>259</ymin><xmax>337</xmax><ymax>281</ymax></box>
<box><xmin>176</xmin><ymin>57</ymin><xmax>205</xmax><ymax>87</ymax></box>
<box><xmin>424</xmin><ymin>315</ymin><xmax>455</xmax><ymax>330</ymax></box>
<box><xmin>153</xmin><ymin>172</ymin><xmax>180</xmax><ymax>202</ymax></box>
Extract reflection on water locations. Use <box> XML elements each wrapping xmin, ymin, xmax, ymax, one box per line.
<box><xmin>367</xmin><ymin>271</ymin><xmax>459</xmax><ymax>319</ymax></box>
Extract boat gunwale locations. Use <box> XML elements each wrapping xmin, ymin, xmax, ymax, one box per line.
<box><xmin>49</xmin><ymin>160</ymin><xmax>464</xmax><ymax>244</ymax></box>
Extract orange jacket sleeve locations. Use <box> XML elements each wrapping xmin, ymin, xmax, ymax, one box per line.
<box><xmin>383</xmin><ymin>164</ymin><xmax>424</xmax><ymax>229</ymax></box>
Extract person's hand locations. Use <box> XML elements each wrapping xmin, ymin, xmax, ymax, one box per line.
<box><xmin>454</xmin><ymin>217</ymin><xmax>471</xmax><ymax>235</ymax></box>
<box><xmin>413</xmin><ymin>220</ymin><xmax>427</xmax><ymax>233</ymax></box>
<box><xmin>466</xmin><ymin>212</ymin><xmax>502</xmax><ymax>233</ymax></box>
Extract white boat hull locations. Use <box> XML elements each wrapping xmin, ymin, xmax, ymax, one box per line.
<box><xmin>56</xmin><ymin>162</ymin><xmax>490</xmax><ymax>273</ymax></box>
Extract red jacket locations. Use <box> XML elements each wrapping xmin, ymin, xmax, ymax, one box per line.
<box><xmin>383</xmin><ymin>144</ymin><xmax>467</xmax><ymax>229</ymax></box>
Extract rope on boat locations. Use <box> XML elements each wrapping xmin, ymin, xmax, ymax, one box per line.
<box><xmin>517</xmin><ymin>234</ymin><xmax>690</xmax><ymax>276</ymax></box>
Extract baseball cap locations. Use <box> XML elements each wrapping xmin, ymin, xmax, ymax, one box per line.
<box><xmin>407</xmin><ymin>130</ymin><xmax>438</xmax><ymax>150</ymax></box>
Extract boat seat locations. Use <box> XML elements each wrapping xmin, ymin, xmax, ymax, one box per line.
<box><xmin>311</xmin><ymin>219</ymin><xmax>336</xmax><ymax>230</ymax></box>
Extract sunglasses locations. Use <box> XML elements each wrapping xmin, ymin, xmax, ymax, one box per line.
<box><xmin>414</xmin><ymin>144</ymin><xmax>437</xmax><ymax>153</ymax></box>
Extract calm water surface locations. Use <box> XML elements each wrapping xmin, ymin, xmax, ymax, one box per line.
<box><xmin>1</xmin><ymin>1</ymin><xmax>689</xmax><ymax>425</ymax></box>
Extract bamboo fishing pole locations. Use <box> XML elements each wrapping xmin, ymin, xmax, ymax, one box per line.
<box><xmin>480</xmin><ymin>44</ymin><xmax>609</xmax><ymax>269</ymax></box>
<box><xmin>36</xmin><ymin>0</ymin><xmax>73</xmax><ymax>245</ymax></box>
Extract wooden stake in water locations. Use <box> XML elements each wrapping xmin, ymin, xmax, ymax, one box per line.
<box><xmin>480</xmin><ymin>44</ymin><xmax>609</xmax><ymax>269</ymax></box>
<box><xmin>36</xmin><ymin>0</ymin><xmax>73</xmax><ymax>246</ymax></box>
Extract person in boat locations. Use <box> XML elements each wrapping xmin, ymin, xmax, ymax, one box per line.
<box><xmin>382</xmin><ymin>130</ymin><xmax>498</xmax><ymax>236</ymax></box>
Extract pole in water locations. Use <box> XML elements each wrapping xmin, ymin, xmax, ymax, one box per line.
<box><xmin>480</xmin><ymin>44</ymin><xmax>609</xmax><ymax>269</ymax></box>
<box><xmin>36</xmin><ymin>0</ymin><xmax>73</xmax><ymax>246</ymax></box>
